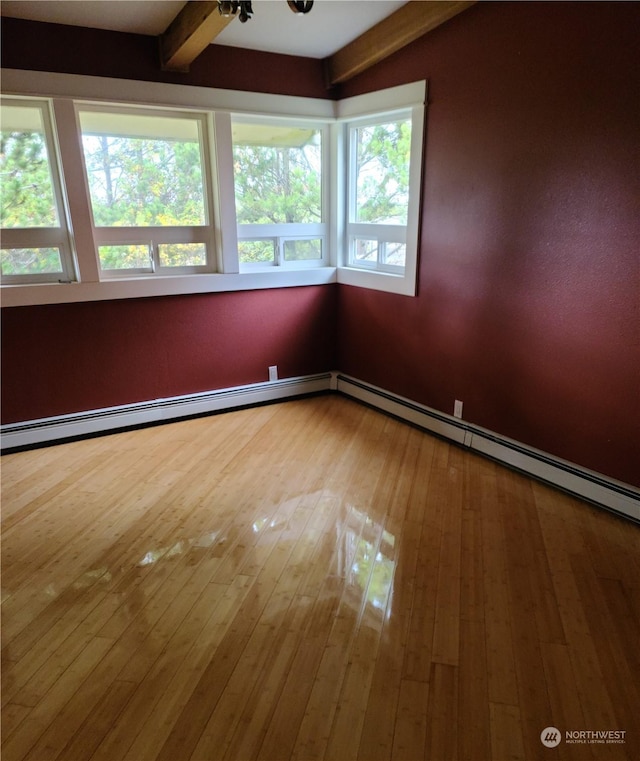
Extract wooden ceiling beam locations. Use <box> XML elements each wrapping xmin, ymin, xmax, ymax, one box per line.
<box><xmin>159</xmin><ymin>1</ymin><xmax>235</xmax><ymax>72</ymax></box>
<box><xmin>326</xmin><ymin>0</ymin><xmax>476</xmax><ymax>86</ymax></box>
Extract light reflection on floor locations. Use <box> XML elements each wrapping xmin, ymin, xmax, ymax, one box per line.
<box><xmin>39</xmin><ymin>496</ymin><xmax>397</xmax><ymax>625</ymax></box>
<box><xmin>137</xmin><ymin>529</ymin><xmax>224</xmax><ymax>567</ymax></box>
<box><xmin>338</xmin><ymin>505</ymin><xmax>396</xmax><ymax>621</ymax></box>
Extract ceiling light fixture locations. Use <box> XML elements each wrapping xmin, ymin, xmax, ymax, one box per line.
<box><xmin>287</xmin><ymin>1</ymin><xmax>314</xmax><ymax>13</ymax></box>
<box><xmin>218</xmin><ymin>1</ymin><xmax>313</xmax><ymax>24</ymax></box>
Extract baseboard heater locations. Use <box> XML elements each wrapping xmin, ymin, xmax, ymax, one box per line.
<box><xmin>335</xmin><ymin>374</ymin><xmax>640</xmax><ymax>523</ymax></box>
<box><xmin>0</xmin><ymin>372</ymin><xmax>333</xmax><ymax>452</ymax></box>
<box><xmin>1</xmin><ymin>371</ymin><xmax>638</xmax><ymax>522</ymax></box>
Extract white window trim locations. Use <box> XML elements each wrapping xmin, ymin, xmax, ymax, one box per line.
<box><xmin>1</xmin><ymin>69</ymin><xmax>425</xmax><ymax>307</ymax></box>
<box><xmin>335</xmin><ymin>86</ymin><xmax>426</xmax><ymax>297</ymax></box>
<box><xmin>0</xmin><ymin>97</ymin><xmax>77</xmax><ymax>284</ymax></box>
<box><xmin>76</xmin><ymin>104</ymin><xmax>218</xmax><ymax>277</ymax></box>
<box><xmin>237</xmin><ymin>225</ymin><xmax>327</xmax><ymax>270</ymax></box>
<box><xmin>231</xmin><ymin>114</ymin><xmax>330</xmax><ymax>272</ymax></box>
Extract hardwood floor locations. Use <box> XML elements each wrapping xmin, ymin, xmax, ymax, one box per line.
<box><xmin>1</xmin><ymin>394</ymin><xmax>639</xmax><ymax>761</ymax></box>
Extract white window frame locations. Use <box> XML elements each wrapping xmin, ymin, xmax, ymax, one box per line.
<box><xmin>76</xmin><ymin>104</ymin><xmax>217</xmax><ymax>278</ymax></box>
<box><xmin>236</xmin><ymin>228</ymin><xmax>327</xmax><ymax>270</ymax></box>
<box><xmin>230</xmin><ymin>115</ymin><xmax>329</xmax><ymax>272</ymax></box>
<box><xmin>0</xmin><ymin>96</ymin><xmax>77</xmax><ymax>284</ymax></box>
<box><xmin>347</xmin><ymin>109</ymin><xmax>411</xmax><ymax>275</ymax></box>
<box><xmin>334</xmin><ymin>83</ymin><xmax>426</xmax><ymax>297</ymax></box>
<box><xmin>0</xmin><ymin>70</ymin><xmax>425</xmax><ymax>307</ymax></box>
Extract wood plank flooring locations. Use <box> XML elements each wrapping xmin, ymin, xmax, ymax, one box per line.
<box><xmin>1</xmin><ymin>394</ymin><xmax>639</xmax><ymax>761</ymax></box>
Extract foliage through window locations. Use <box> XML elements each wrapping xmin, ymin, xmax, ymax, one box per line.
<box><xmin>232</xmin><ymin>120</ymin><xmax>325</xmax><ymax>267</ymax></box>
<box><xmin>355</xmin><ymin>120</ymin><xmax>411</xmax><ymax>225</ymax></box>
<box><xmin>0</xmin><ymin>99</ymin><xmax>74</xmax><ymax>282</ymax></box>
<box><xmin>78</xmin><ymin>109</ymin><xmax>213</xmax><ymax>274</ymax></box>
<box><xmin>348</xmin><ymin>113</ymin><xmax>413</xmax><ymax>273</ymax></box>
<box><xmin>1</xmin><ymin>77</ymin><xmax>425</xmax><ymax>297</ymax></box>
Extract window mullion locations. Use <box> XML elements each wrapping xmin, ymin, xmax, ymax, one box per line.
<box><xmin>0</xmin><ymin>228</ymin><xmax>67</xmax><ymax>248</ymax></box>
<box><xmin>211</xmin><ymin>112</ymin><xmax>238</xmax><ymax>274</ymax></box>
<box><xmin>149</xmin><ymin>243</ymin><xmax>158</xmax><ymax>273</ymax></box>
<box><xmin>52</xmin><ymin>99</ymin><xmax>100</xmax><ymax>282</ymax></box>
<box><xmin>328</xmin><ymin>122</ymin><xmax>343</xmax><ymax>268</ymax></box>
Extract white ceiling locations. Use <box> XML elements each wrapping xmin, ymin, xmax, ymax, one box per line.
<box><xmin>1</xmin><ymin>0</ymin><xmax>409</xmax><ymax>59</ymax></box>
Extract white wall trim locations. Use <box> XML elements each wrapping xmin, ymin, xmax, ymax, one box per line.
<box><xmin>0</xmin><ymin>267</ymin><xmax>337</xmax><ymax>307</ymax></box>
<box><xmin>1</xmin><ymin>69</ymin><xmax>337</xmax><ymax>120</ymax></box>
<box><xmin>336</xmin><ymin>374</ymin><xmax>640</xmax><ymax>523</ymax></box>
<box><xmin>336</xmin><ymin>81</ymin><xmax>426</xmax><ymax>119</ymax></box>
<box><xmin>0</xmin><ymin>373</ymin><xmax>333</xmax><ymax>450</ymax></box>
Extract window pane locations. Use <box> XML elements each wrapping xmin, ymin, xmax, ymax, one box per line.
<box><xmin>99</xmin><ymin>244</ymin><xmax>151</xmax><ymax>270</ymax></box>
<box><xmin>1</xmin><ymin>247</ymin><xmax>62</xmax><ymax>275</ymax></box>
<box><xmin>382</xmin><ymin>242</ymin><xmax>406</xmax><ymax>267</ymax></box>
<box><xmin>353</xmin><ymin>238</ymin><xmax>378</xmax><ymax>264</ymax></box>
<box><xmin>232</xmin><ymin>123</ymin><xmax>322</xmax><ymax>225</ymax></box>
<box><xmin>158</xmin><ymin>242</ymin><xmax>206</xmax><ymax>267</ymax></box>
<box><xmin>238</xmin><ymin>239</ymin><xmax>276</xmax><ymax>264</ymax></box>
<box><xmin>1</xmin><ymin>104</ymin><xmax>59</xmax><ymax>228</ymax></box>
<box><xmin>354</xmin><ymin>119</ymin><xmax>411</xmax><ymax>225</ymax></box>
<box><xmin>283</xmin><ymin>238</ymin><xmax>322</xmax><ymax>261</ymax></box>
<box><xmin>80</xmin><ymin>111</ymin><xmax>206</xmax><ymax>227</ymax></box>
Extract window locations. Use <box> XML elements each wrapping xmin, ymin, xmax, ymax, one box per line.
<box><xmin>78</xmin><ymin>107</ymin><xmax>215</xmax><ymax>276</ymax></box>
<box><xmin>348</xmin><ymin>114</ymin><xmax>412</xmax><ymax>273</ymax></box>
<box><xmin>231</xmin><ymin>119</ymin><xmax>326</xmax><ymax>268</ymax></box>
<box><xmin>0</xmin><ymin>98</ymin><xmax>75</xmax><ymax>283</ymax></box>
<box><xmin>336</xmin><ymin>83</ymin><xmax>425</xmax><ymax>297</ymax></box>
<box><xmin>1</xmin><ymin>70</ymin><xmax>425</xmax><ymax>306</ymax></box>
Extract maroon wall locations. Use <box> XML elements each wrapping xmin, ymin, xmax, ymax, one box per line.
<box><xmin>2</xmin><ymin>5</ymin><xmax>639</xmax><ymax>487</ymax></box>
<box><xmin>1</xmin><ymin>287</ymin><xmax>337</xmax><ymax>423</ymax></box>
<box><xmin>1</xmin><ymin>18</ymin><xmax>336</xmax><ymax>425</ymax></box>
<box><xmin>0</xmin><ymin>17</ymin><xmax>331</xmax><ymax>98</ymax></box>
<box><xmin>336</xmin><ymin>2</ymin><xmax>640</xmax><ymax>486</ymax></box>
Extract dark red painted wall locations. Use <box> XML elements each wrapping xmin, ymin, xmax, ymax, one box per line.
<box><xmin>1</xmin><ymin>287</ymin><xmax>337</xmax><ymax>423</ymax></box>
<box><xmin>1</xmin><ymin>19</ymin><xmax>336</xmax><ymax>425</ymax></box>
<box><xmin>2</xmin><ymin>5</ymin><xmax>639</xmax><ymax>487</ymax></box>
<box><xmin>336</xmin><ymin>2</ymin><xmax>640</xmax><ymax>486</ymax></box>
<box><xmin>0</xmin><ymin>17</ymin><xmax>331</xmax><ymax>98</ymax></box>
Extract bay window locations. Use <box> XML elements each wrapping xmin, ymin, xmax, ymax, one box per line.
<box><xmin>1</xmin><ymin>71</ymin><xmax>425</xmax><ymax>304</ymax></box>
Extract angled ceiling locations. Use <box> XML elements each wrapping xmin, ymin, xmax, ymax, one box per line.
<box><xmin>1</xmin><ymin>0</ymin><xmax>475</xmax><ymax>84</ymax></box>
<box><xmin>0</xmin><ymin>0</ymin><xmax>408</xmax><ymax>58</ymax></box>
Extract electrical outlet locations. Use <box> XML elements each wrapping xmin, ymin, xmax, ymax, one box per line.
<box><xmin>268</xmin><ymin>365</ymin><xmax>278</xmax><ymax>382</ymax></box>
<box><xmin>454</xmin><ymin>399</ymin><xmax>463</xmax><ymax>419</ymax></box>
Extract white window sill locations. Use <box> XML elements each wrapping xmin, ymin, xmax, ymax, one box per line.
<box><xmin>337</xmin><ymin>266</ymin><xmax>417</xmax><ymax>297</ymax></box>
<box><xmin>0</xmin><ymin>268</ymin><xmax>338</xmax><ymax>307</ymax></box>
